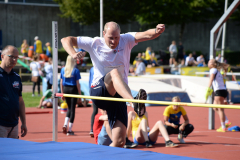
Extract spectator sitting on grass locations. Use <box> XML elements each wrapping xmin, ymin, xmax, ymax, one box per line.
<box><xmin>196</xmin><ymin>55</ymin><xmax>206</xmax><ymax>67</ymax></box>
<box><xmin>170</xmin><ymin>61</ymin><xmax>181</xmax><ymax>75</ymax></box>
<box><xmin>135</xmin><ymin>58</ymin><xmax>146</xmax><ymax>76</ymax></box>
<box><xmin>185</xmin><ymin>53</ymin><xmax>197</xmax><ymax>66</ymax></box>
<box><xmin>147</xmin><ymin>52</ymin><xmax>158</xmax><ymax>67</ymax></box>
<box><xmin>133</xmin><ymin>53</ymin><xmax>142</xmax><ymax>66</ymax></box>
<box><xmin>37</xmin><ymin>89</ymin><xmax>53</xmax><ymax>109</ymax></box>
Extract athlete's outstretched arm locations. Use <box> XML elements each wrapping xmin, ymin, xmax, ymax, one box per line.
<box><xmin>135</xmin><ymin>24</ymin><xmax>165</xmax><ymax>43</ymax></box>
<box><xmin>61</xmin><ymin>36</ymin><xmax>85</xmax><ymax>60</ymax></box>
<box><xmin>61</xmin><ymin>36</ymin><xmax>77</xmax><ymax>56</ymax></box>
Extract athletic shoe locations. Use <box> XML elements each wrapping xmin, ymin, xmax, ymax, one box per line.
<box><xmin>133</xmin><ymin>89</ymin><xmax>147</xmax><ymax>109</ymax></box>
<box><xmin>62</xmin><ymin>125</ymin><xmax>67</xmax><ymax>134</ymax></box>
<box><xmin>67</xmin><ymin>131</ymin><xmax>74</xmax><ymax>136</ymax></box>
<box><xmin>225</xmin><ymin>122</ymin><xmax>232</xmax><ymax>128</ymax></box>
<box><xmin>124</xmin><ymin>138</ymin><xmax>138</xmax><ymax>148</ymax></box>
<box><xmin>32</xmin><ymin>94</ymin><xmax>35</xmax><ymax>97</ymax></box>
<box><xmin>165</xmin><ymin>140</ymin><xmax>178</xmax><ymax>147</ymax></box>
<box><xmin>177</xmin><ymin>138</ymin><xmax>185</xmax><ymax>144</ymax></box>
<box><xmin>217</xmin><ymin>122</ymin><xmax>232</xmax><ymax>130</ymax></box>
<box><xmin>216</xmin><ymin>128</ymin><xmax>227</xmax><ymax>132</ymax></box>
<box><xmin>89</xmin><ymin>131</ymin><xmax>94</xmax><ymax>138</ymax></box>
<box><xmin>145</xmin><ymin>141</ymin><xmax>153</xmax><ymax>148</ymax></box>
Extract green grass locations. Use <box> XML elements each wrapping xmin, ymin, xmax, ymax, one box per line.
<box><xmin>22</xmin><ymin>92</ymin><xmax>42</xmax><ymax>108</ymax></box>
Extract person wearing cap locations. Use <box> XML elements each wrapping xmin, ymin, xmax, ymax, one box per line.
<box><xmin>34</xmin><ymin>36</ymin><xmax>43</xmax><ymax>55</ymax></box>
<box><xmin>135</xmin><ymin>58</ymin><xmax>146</xmax><ymax>76</ymax></box>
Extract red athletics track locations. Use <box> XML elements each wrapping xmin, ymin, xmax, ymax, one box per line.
<box><xmin>20</xmin><ymin>105</ymin><xmax>240</xmax><ymax>160</ymax></box>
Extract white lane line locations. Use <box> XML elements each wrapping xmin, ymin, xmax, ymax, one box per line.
<box><xmin>183</xmin><ymin>139</ymin><xmax>240</xmax><ymax>147</ymax></box>
<box><xmin>217</xmin><ymin>136</ymin><xmax>240</xmax><ymax>140</ymax></box>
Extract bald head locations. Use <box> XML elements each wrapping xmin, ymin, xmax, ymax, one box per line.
<box><xmin>103</xmin><ymin>22</ymin><xmax>121</xmax><ymax>49</ymax></box>
<box><xmin>2</xmin><ymin>45</ymin><xmax>19</xmax><ymax>55</ymax></box>
<box><xmin>104</xmin><ymin>22</ymin><xmax>121</xmax><ymax>33</ymax></box>
<box><xmin>1</xmin><ymin>45</ymin><xmax>19</xmax><ymax>71</ymax></box>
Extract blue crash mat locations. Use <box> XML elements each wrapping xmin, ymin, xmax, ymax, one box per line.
<box><xmin>0</xmin><ymin>138</ymin><xmax>207</xmax><ymax>160</ymax></box>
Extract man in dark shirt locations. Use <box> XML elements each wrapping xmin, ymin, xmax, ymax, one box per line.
<box><xmin>177</xmin><ymin>42</ymin><xmax>184</xmax><ymax>66</ymax></box>
<box><xmin>0</xmin><ymin>45</ymin><xmax>27</xmax><ymax>138</ymax></box>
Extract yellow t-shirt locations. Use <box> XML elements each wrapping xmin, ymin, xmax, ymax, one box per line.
<box><xmin>35</xmin><ymin>40</ymin><xmax>43</xmax><ymax>54</ymax></box>
<box><xmin>21</xmin><ymin>43</ymin><xmax>28</xmax><ymax>53</ymax></box>
<box><xmin>131</xmin><ymin>114</ymin><xmax>147</xmax><ymax>139</ymax></box>
<box><xmin>163</xmin><ymin>105</ymin><xmax>187</xmax><ymax>125</ymax></box>
<box><xmin>145</xmin><ymin>50</ymin><xmax>151</xmax><ymax>60</ymax></box>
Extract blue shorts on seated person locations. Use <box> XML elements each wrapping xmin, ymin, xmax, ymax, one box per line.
<box><xmin>90</xmin><ymin>76</ymin><xmax>128</xmax><ymax>129</ymax></box>
<box><xmin>133</xmin><ymin>133</ymin><xmax>156</xmax><ymax>145</ymax></box>
<box><xmin>97</xmin><ymin>125</ymin><xmax>112</xmax><ymax>146</ymax></box>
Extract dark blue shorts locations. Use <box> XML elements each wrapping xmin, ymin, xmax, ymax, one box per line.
<box><xmin>90</xmin><ymin>76</ymin><xmax>128</xmax><ymax>129</ymax></box>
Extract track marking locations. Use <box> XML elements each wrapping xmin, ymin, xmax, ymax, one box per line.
<box><xmin>217</xmin><ymin>136</ymin><xmax>240</xmax><ymax>140</ymax></box>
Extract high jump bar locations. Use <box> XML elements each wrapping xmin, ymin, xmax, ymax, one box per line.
<box><xmin>55</xmin><ymin>93</ymin><xmax>240</xmax><ymax>109</ymax></box>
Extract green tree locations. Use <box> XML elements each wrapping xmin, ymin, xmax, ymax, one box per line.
<box><xmin>54</xmin><ymin>0</ymin><xmax>137</xmax><ymax>25</ymax></box>
<box><xmin>135</xmin><ymin>0</ymin><xmax>219</xmax><ymax>42</ymax></box>
<box><xmin>212</xmin><ymin>0</ymin><xmax>240</xmax><ymax>25</ymax></box>
<box><xmin>55</xmin><ymin>0</ymin><xmax>232</xmax><ymax>41</ymax></box>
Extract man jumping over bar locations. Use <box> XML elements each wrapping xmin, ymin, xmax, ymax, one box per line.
<box><xmin>61</xmin><ymin>21</ymin><xmax>165</xmax><ymax>147</ymax></box>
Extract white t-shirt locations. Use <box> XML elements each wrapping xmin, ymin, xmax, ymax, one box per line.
<box><xmin>209</xmin><ymin>68</ymin><xmax>226</xmax><ymax>91</ymax></box>
<box><xmin>215</xmin><ymin>56</ymin><xmax>222</xmax><ymax>62</ymax></box>
<box><xmin>135</xmin><ymin>62</ymin><xmax>146</xmax><ymax>75</ymax></box>
<box><xmin>169</xmin><ymin>44</ymin><xmax>177</xmax><ymax>53</ymax></box>
<box><xmin>30</xmin><ymin>61</ymin><xmax>40</xmax><ymax>76</ymax></box>
<box><xmin>185</xmin><ymin>56</ymin><xmax>194</xmax><ymax>66</ymax></box>
<box><xmin>44</xmin><ymin>64</ymin><xmax>53</xmax><ymax>84</ymax></box>
<box><xmin>197</xmin><ymin>56</ymin><xmax>205</xmax><ymax>63</ymax></box>
<box><xmin>77</xmin><ymin>32</ymin><xmax>137</xmax><ymax>85</ymax></box>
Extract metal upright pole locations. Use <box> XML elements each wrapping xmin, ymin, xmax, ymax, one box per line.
<box><xmin>221</xmin><ymin>0</ymin><xmax>228</xmax><ymax>63</ymax></box>
<box><xmin>52</xmin><ymin>21</ymin><xmax>58</xmax><ymax>141</ymax></box>
<box><xmin>100</xmin><ymin>0</ymin><xmax>103</xmax><ymax>37</ymax></box>
<box><xmin>208</xmin><ymin>90</ymin><xmax>215</xmax><ymax>130</ymax></box>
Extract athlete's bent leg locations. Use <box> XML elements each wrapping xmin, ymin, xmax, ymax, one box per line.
<box><xmin>104</xmin><ymin>69</ymin><xmax>134</xmax><ymax>105</ymax></box>
<box><xmin>109</xmin><ymin>120</ymin><xmax>126</xmax><ymax>147</ymax></box>
<box><xmin>149</xmin><ymin>120</ymin><xmax>170</xmax><ymax>142</ymax></box>
<box><xmin>134</xmin><ymin>118</ymin><xmax>148</xmax><ymax>143</ymax></box>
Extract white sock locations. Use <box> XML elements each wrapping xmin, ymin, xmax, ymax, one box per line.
<box><xmin>221</xmin><ymin>122</ymin><xmax>226</xmax><ymax>129</ymax></box>
<box><xmin>68</xmin><ymin>122</ymin><xmax>73</xmax><ymax>132</ymax></box>
<box><xmin>225</xmin><ymin>116</ymin><xmax>229</xmax><ymax>124</ymax></box>
<box><xmin>64</xmin><ymin>117</ymin><xmax>69</xmax><ymax>126</ymax></box>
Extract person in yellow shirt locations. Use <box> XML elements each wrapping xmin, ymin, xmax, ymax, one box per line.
<box><xmin>163</xmin><ymin>96</ymin><xmax>194</xmax><ymax>143</ymax></box>
<box><xmin>125</xmin><ymin>89</ymin><xmax>178</xmax><ymax>148</ymax></box>
<box><xmin>21</xmin><ymin>39</ymin><xmax>29</xmax><ymax>57</ymax></box>
<box><xmin>45</xmin><ymin>42</ymin><xmax>52</xmax><ymax>58</ymax></box>
<box><xmin>34</xmin><ymin>36</ymin><xmax>43</xmax><ymax>54</ymax></box>
<box><xmin>147</xmin><ymin>52</ymin><xmax>158</xmax><ymax>67</ymax></box>
<box><xmin>145</xmin><ymin>47</ymin><xmax>152</xmax><ymax>61</ymax></box>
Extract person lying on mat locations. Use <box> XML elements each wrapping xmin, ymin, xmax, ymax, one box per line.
<box><xmin>125</xmin><ymin>98</ymin><xmax>178</xmax><ymax>148</ymax></box>
<box><xmin>163</xmin><ymin>96</ymin><xmax>194</xmax><ymax>143</ymax></box>
<box><xmin>93</xmin><ymin>109</ymin><xmax>112</xmax><ymax>146</ymax></box>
